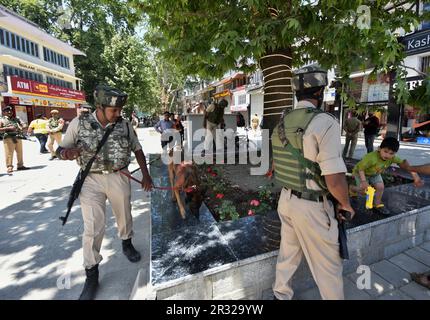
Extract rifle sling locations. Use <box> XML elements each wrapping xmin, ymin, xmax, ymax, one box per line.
<box><xmin>60</xmin><ymin>120</ymin><xmax>118</xmax><ymax>225</ymax></box>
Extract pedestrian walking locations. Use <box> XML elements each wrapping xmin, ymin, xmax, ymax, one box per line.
<box><xmin>363</xmin><ymin>112</ymin><xmax>380</xmax><ymax>153</ymax></box>
<box><xmin>203</xmin><ymin>99</ymin><xmax>228</xmax><ymax>154</ymax></box>
<box><xmin>173</xmin><ymin>114</ymin><xmax>184</xmax><ymax>145</ymax></box>
<box><xmin>154</xmin><ymin>111</ymin><xmax>174</xmax><ymax>150</ymax></box>
<box><xmin>342</xmin><ymin>110</ymin><xmax>361</xmax><ymax>158</ymax></box>
<box><xmin>28</xmin><ymin>113</ymin><xmax>49</xmax><ymax>154</ymax></box>
<box><xmin>271</xmin><ymin>65</ymin><xmax>355</xmax><ymax>300</ymax></box>
<box><xmin>56</xmin><ymin>85</ymin><xmax>153</xmax><ymax>300</ymax></box>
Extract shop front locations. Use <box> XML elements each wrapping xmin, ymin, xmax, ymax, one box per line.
<box><xmin>230</xmin><ymin>86</ymin><xmax>249</xmax><ymax>127</ymax></box>
<box><xmin>1</xmin><ymin>75</ymin><xmax>86</xmax><ymax>125</ymax></box>
<box><xmin>342</xmin><ymin>73</ymin><xmax>390</xmax><ymax>138</ymax></box>
<box><xmin>399</xmin><ymin>75</ymin><xmax>430</xmax><ymax>143</ymax></box>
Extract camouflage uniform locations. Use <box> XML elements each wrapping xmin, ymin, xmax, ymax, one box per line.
<box><xmin>47</xmin><ymin>110</ymin><xmax>64</xmax><ymax>158</ymax></box>
<box><xmin>204</xmin><ymin>99</ymin><xmax>228</xmax><ymax>153</ymax></box>
<box><xmin>59</xmin><ymin>85</ymin><xmax>141</xmax><ymax>270</ymax></box>
<box><xmin>0</xmin><ymin>112</ymin><xmax>25</xmax><ymax>171</ymax></box>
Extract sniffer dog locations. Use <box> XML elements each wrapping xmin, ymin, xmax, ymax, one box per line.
<box><xmin>167</xmin><ymin>148</ymin><xmax>205</xmax><ymax>219</ymax></box>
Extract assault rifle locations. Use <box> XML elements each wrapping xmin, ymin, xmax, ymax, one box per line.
<box><xmin>60</xmin><ymin>121</ymin><xmax>117</xmax><ymax>226</ymax></box>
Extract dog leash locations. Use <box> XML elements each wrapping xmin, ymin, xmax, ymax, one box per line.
<box><xmin>129</xmin><ymin>155</ymin><xmax>162</xmax><ymax>175</ymax></box>
<box><xmin>118</xmin><ymin>170</ymin><xmax>196</xmax><ymax>193</ymax></box>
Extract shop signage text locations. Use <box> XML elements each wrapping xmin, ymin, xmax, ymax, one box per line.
<box><xmin>402</xmin><ymin>29</ymin><xmax>430</xmax><ymax>56</ymax></box>
<box><xmin>9</xmin><ymin>76</ymin><xmax>85</xmax><ymax>102</ymax></box>
<box><xmin>18</xmin><ymin>63</ymin><xmax>65</xmax><ymax>79</ymax></box>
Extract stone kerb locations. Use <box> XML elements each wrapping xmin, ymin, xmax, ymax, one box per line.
<box><xmin>142</xmin><ymin>205</ymin><xmax>430</xmax><ymax>300</ymax></box>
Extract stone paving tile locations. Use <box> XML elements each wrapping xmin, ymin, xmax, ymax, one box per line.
<box><xmin>404</xmin><ymin>247</ymin><xmax>430</xmax><ymax>267</ymax></box>
<box><xmin>377</xmin><ymin>290</ymin><xmax>413</xmax><ymax>300</ymax></box>
<box><xmin>399</xmin><ymin>282</ymin><xmax>430</xmax><ymax>300</ymax></box>
<box><xmin>420</xmin><ymin>241</ymin><xmax>430</xmax><ymax>253</ymax></box>
<box><xmin>347</xmin><ymin>271</ymin><xmax>395</xmax><ymax>297</ymax></box>
<box><xmin>370</xmin><ymin>260</ymin><xmax>411</xmax><ymax>288</ymax></box>
<box><xmin>343</xmin><ymin>278</ymin><xmax>372</xmax><ymax>300</ymax></box>
<box><xmin>294</xmin><ymin>286</ymin><xmax>321</xmax><ymax>300</ymax></box>
<box><xmin>389</xmin><ymin>253</ymin><xmax>430</xmax><ymax>274</ymax></box>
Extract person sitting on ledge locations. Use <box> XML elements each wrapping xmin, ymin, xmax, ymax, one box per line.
<box><xmin>349</xmin><ymin>137</ymin><xmax>424</xmax><ymax>215</ymax></box>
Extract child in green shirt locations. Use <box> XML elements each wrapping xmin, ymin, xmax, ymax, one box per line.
<box><xmin>350</xmin><ymin>137</ymin><xmax>423</xmax><ymax>215</ymax></box>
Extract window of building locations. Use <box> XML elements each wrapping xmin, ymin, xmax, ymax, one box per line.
<box><xmin>43</xmin><ymin>47</ymin><xmax>70</xmax><ymax>69</ymax></box>
<box><xmin>46</xmin><ymin>76</ymin><xmax>73</xmax><ymax>89</ymax></box>
<box><xmin>238</xmin><ymin>94</ymin><xmax>247</xmax><ymax>105</ymax></box>
<box><xmin>0</xmin><ymin>28</ymin><xmax>39</xmax><ymax>57</ymax></box>
<box><xmin>421</xmin><ymin>56</ymin><xmax>430</xmax><ymax>74</ymax></box>
<box><xmin>11</xmin><ymin>33</ymin><xmax>16</xmax><ymax>49</ymax></box>
<box><xmin>3</xmin><ymin>64</ymin><xmax>43</xmax><ymax>83</ymax></box>
<box><xmin>5</xmin><ymin>30</ymin><xmax>10</xmax><ymax>47</ymax></box>
<box><xmin>423</xmin><ymin>3</ymin><xmax>430</xmax><ymax>30</ymax></box>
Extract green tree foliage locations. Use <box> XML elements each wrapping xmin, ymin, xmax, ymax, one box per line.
<box><xmin>0</xmin><ymin>0</ymin><xmax>166</xmax><ymax>113</ymax></box>
<box><xmin>102</xmin><ymin>33</ymin><xmax>159</xmax><ymax>114</ymax></box>
<box><xmin>131</xmin><ymin>0</ymin><xmax>430</xmax><ymax>116</ymax></box>
<box><xmin>132</xmin><ymin>1</ymin><xmax>426</xmax><ymax>77</ymax></box>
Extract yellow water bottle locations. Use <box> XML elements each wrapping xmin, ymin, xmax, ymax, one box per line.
<box><xmin>365</xmin><ymin>186</ymin><xmax>376</xmax><ymax>209</ymax></box>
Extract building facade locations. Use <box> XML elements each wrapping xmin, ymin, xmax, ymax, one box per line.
<box><xmin>0</xmin><ymin>5</ymin><xmax>86</xmax><ymax>125</ymax></box>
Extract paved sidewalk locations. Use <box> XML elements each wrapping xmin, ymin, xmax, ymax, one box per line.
<box><xmin>296</xmin><ymin>241</ymin><xmax>430</xmax><ymax>300</ymax></box>
<box><xmin>0</xmin><ymin>128</ymin><xmax>156</xmax><ymax>300</ymax></box>
<box><xmin>1</xmin><ymin>128</ymin><xmax>429</xmax><ymax>300</ymax></box>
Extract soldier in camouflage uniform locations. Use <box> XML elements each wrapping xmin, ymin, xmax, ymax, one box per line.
<box><xmin>56</xmin><ymin>85</ymin><xmax>153</xmax><ymax>300</ymax></box>
<box><xmin>47</xmin><ymin>109</ymin><xmax>64</xmax><ymax>160</ymax></box>
<box><xmin>272</xmin><ymin>66</ymin><xmax>355</xmax><ymax>300</ymax></box>
<box><xmin>0</xmin><ymin>106</ymin><xmax>29</xmax><ymax>173</ymax></box>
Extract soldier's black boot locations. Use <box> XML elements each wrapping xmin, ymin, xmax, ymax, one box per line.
<box><xmin>78</xmin><ymin>264</ymin><xmax>99</xmax><ymax>300</ymax></box>
<box><xmin>122</xmin><ymin>238</ymin><xmax>141</xmax><ymax>262</ymax></box>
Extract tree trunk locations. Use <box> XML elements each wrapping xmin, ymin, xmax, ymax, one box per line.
<box><xmin>259</xmin><ymin>48</ymin><xmax>293</xmax><ymax>136</ymax></box>
<box><xmin>259</xmin><ymin>48</ymin><xmax>293</xmax><ymax>249</ymax></box>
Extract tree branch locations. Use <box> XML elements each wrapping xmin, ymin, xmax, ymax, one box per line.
<box><xmin>400</xmin><ymin>64</ymin><xmax>428</xmax><ymax>77</ymax></box>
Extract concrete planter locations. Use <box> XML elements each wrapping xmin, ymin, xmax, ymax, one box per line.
<box><xmin>132</xmin><ymin>204</ymin><xmax>430</xmax><ymax>300</ymax></box>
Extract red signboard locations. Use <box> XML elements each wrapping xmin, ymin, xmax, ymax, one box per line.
<box><xmin>9</xmin><ymin>76</ymin><xmax>86</xmax><ymax>102</ymax></box>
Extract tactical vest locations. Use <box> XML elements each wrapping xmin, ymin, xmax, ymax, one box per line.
<box><xmin>206</xmin><ymin>106</ymin><xmax>225</xmax><ymax>124</ymax></box>
<box><xmin>76</xmin><ymin>113</ymin><xmax>132</xmax><ymax>172</ymax></box>
<box><xmin>271</xmin><ymin>107</ymin><xmax>328</xmax><ymax>196</ymax></box>
<box><xmin>0</xmin><ymin>116</ymin><xmax>23</xmax><ymax>139</ymax></box>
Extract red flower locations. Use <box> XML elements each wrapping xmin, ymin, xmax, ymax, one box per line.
<box><xmin>211</xmin><ymin>172</ymin><xmax>217</xmax><ymax>177</ymax></box>
<box><xmin>207</xmin><ymin>167</ymin><xmax>212</xmax><ymax>173</ymax></box>
<box><xmin>248</xmin><ymin>209</ymin><xmax>255</xmax><ymax>216</ymax></box>
<box><xmin>216</xmin><ymin>193</ymin><xmax>224</xmax><ymax>199</ymax></box>
<box><xmin>250</xmin><ymin>199</ymin><xmax>260</xmax><ymax>207</ymax></box>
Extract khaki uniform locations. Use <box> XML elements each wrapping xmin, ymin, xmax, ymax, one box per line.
<box><xmin>342</xmin><ymin>117</ymin><xmax>361</xmax><ymax>158</ymax></box>
<box><xmin>204</xmin><ymin>103</ymin><xmax>225</xmax><ymax>152</ymax></box>
<box><xmin>60</xmin><ymin>112</ymin><xmax>141</xmax><ymax>268</ymax></box>
<box><xmin>273</xmin><ymin>100</ymin><xmax>347</xmax><ymax>300</ymax></box>
<box><xmin>47</xmin><ymin>117</ymin><xmax>64</xmax><ymax>157</ymax></box>
<box><xmin>1</xmin><ymin>116</ymin><xmax>24</xmax><ymax>170</ymax></box>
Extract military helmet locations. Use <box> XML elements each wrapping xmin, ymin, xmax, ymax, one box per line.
<box><xmin>292</xmin><ymin>65</ymin><xmax>328</xmax><ymax>94</ymax></box>
<box><xmin>93</xmin><ymin>85</ymin><xmax>128</xmax><ymax>108</ymax></box>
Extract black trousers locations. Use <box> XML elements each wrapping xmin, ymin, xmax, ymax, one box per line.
<box><xmin>161</xmin><ymin>136</ymin><xmax>173</xmax><ymax>149</ymax></box>
<box><xmin>35</xmin><ymin>133</ymin><xmax>48</xmax><ymax>153</ymax></box>
<box><xmin>364</xmin><ymin>134</ymin><xmax>376</xmax><ymax>153</ymax></box>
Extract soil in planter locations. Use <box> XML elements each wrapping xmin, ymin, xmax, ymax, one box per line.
<box><xmin>198</xmin><ymin>163</ymin><xmax>281</xmax><ymax>221</ymax></box>
<box><xmin>198</xmin><ymin>159</ymin><xmax>415</xmax><ymax>223</ymax></box>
